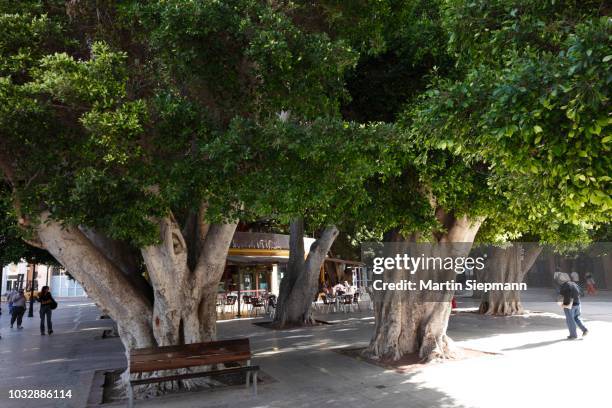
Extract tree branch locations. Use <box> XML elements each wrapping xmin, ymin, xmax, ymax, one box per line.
<box><xmin>521</xmin><ymin>244</ymin><xmax>543</xmax><ymax>275</ymax></box>
<box><xmin>287</xmin><ymin>217</ymin><xmax>306</xmax><ymax>279</ymax></box>
<box><xmin>194</xmin><ymin>222</ymin><xmax>237</xmax><ymax>286</ymax></box>
<box><xmin>436</xmin><ymin>210</ymin><xmax>484</xmax><ymax>243</ymax></box>
<box><xmin>36</xmin><ymin>212</ymin><xmax>154</xmax><ymax>348</ymax></box>
<box><xmin>181</xmin><ymin>203</ymin><xmax>210</xmax><ymax>271</ymax></box>
<box><xmin>304</xmin><ymin>225</ymin><xmax>339</xmax><ymax>272</ymax></box>
<box><xmin>79</xmin><ymin>226</ymin><xmax>153</xmax><ymax>303</ymax></box>
<box><xmin>141</xmin><ymin>214</ymin><xmax>189</xmax><ymax>290</ymax></box>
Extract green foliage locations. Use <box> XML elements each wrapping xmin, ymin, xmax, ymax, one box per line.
<box><xmin>342</xmin><ymin>0</ymin><xmax>452</xmax><ymax>122</ymax></box>
<box><xmin>1</xmin><ymin>34</ymin><xmax>166</xmax><ymax>245</ymax></box>
<box><xmin>443</xmin><ymin>0</ymin><xmax>606</xmax><ymax>68</ymax></box>
<box><xmin>219</xmin><ymin>117</ymin><xmax>399</xmax><ymax>226</ymax></box>
<box><xmin>0</xmin><ymin>1</ymin><xmax>390</xmax><ymax>246</ymax></box>
<box><xmin>122</xmin><ymin>0</ymin><xmax>356</xmax><ymax>123</ymax></box>
<box><xmin>0</xmin><ymin>185</ymin><xmax>57</xmax><ymax>267</ymax></box>
<box><xmin>402</xmin><ymin>2</ymin><xmax>610</xmax><ymax>240</ymax></box>
<box><xmin>0</xmin><ymin>1</ymin><xmax>67</xmax><ymax>79</ymax></box>
<box><xmin>0</xmin><ymin>0</ymin><xmax>609</xmax><ymax>252</ymax></box>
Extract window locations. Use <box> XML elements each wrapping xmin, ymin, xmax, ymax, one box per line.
<box><xmin>352</xmin><ymin>266</ymin><xmax>370</xmax><ymax>288</ymax></box>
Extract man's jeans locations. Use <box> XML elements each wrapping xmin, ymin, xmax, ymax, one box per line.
<box><xmin>564</xmin><ymin>304</ymin><xmax>587</xmax><ymax>337</ymax></box>
<box><xmin>40</xmin><ymin>307</ymin><xmax>53</xmax><ymax>333</ymax></box>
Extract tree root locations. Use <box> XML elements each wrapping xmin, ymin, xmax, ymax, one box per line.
<box><xmin>419</xmin><ymin>334</ymin><xmax>459</xmax><ymax>362</ymax></box>
<box><xmin>479</xmin><ymin>300</ymin><xmax>525</xmax><ymax>316</ymax></box>
<box><xmin>362</xmin><ymin>339</ymin><xmax>405</xmax><ymax>362</ymax></box>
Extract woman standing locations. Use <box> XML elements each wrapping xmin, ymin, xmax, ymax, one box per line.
<box><xmin>10</xmin><ymin>289</ymin><xmax>27</xmax><ymax>329</ymax></box>
<box><xmin>37</xmin><ymin>286</ymin><xmax>55</xmax><ymax>335</ymax></box>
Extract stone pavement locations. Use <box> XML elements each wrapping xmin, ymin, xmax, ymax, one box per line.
<box><xmin>0</xmin><ymin>298</ymin><xmax>125</xmax><ymax>408</ymax></box>
<box><xmin>1</xmin><ymin>290</ymin><xmax>611</xmax><ymax>408</ymax></box>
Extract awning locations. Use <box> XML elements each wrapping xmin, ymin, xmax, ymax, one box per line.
<box><xmin>226</xmin><ymin>255</ymin><xmax>288</xmax><ymax>265</ymax></box>
<box><xmin>226</xmin><ymin>255</ymin><xmax>363</xmax><ymax>266</ymax></box>
<box><xmin>324</xmin><ymin>258</ymin><xmax>365</xmax><ymax>266</ymax></box>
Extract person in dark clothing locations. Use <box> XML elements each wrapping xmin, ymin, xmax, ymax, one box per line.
<box><xmin>557</xmin><ymin>273</ymin><xmax>588</xmax><ymax>339</ymax></box>
<box><xmin>37</xmin><ymin>286</ymin><xmax>54</xmax><ymax>335</ymax></box>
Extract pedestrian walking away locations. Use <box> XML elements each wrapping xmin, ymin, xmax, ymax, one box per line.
<box><xmin>10</xmin><ymin>289</ymin><xmax>27</xmax><ymax>329</ymax></box>
<box><xmin>556</xmin><ymin>273</ymin><xmax>588</xmax><ymax>340</ymax></box>
<box><xmin>5</xmin><ymin>288</ymin><xmax>18</xmax><ymax>316</ymax></box>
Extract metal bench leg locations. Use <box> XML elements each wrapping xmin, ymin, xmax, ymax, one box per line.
<box><xmin>246</xmin><ymin>359</ymin><xmax>251</xmax><ymax>388</ymax></box>
<box><xmin>127</xmin><ymin>383</ymin><xmax>134</xmax><ymax>408</ymax></box>
<box><xmin>252</xmin><ymin>371</ymin><xmax>258</xmax><ymax>396</ymax></box>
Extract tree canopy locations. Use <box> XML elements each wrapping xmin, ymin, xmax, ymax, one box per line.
<box><xmin>0</xmin><ymin>0</ymin><xmax>396</xmax><ymax>247</ymax></box>
<box><xmin>355</xmin><ymin>0</ymin><xmax>611</xmax><ymax>241</ymax></box>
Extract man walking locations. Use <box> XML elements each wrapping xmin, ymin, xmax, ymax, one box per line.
<box><xmin>557</xmin><ymin>272</ymin><xmax>588</xmax><ymax>339</ymax></box>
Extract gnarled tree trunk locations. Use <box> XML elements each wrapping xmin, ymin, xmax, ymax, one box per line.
<box><xmin>365</xmin><ymin>211</ymin><xmax>483</xmax><ymax>362</ymax></box>
<box><xmin>37</xmin><ymin>215</ymin><xmax>156</xmax><ymax>351</ymax></box>
<box><xmin>478</xmin><ymin>243</ymin><xmax>542</xmax><ymax>315</ymax></box>
<box><xmin>35</xmin><ymin>209</ymin><xmax>236</xmax><ymax>396</ymax></box>
<box><xmin>274</xmin><ymin>217</ymin><xmax>338</xmax><ymax>328</ymax></box>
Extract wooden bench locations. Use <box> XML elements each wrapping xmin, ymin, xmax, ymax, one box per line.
<box><xmin>127</xmin><ymin>338</ymin><xmax>259</xmax><ymax>407</ymax></box>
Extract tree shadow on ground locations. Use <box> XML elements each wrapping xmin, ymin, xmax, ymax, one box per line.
<box><xmin>213</xmin><ymin>319</ymin><xmax>472</xmax><ymax>407</ymax></box>
<box><xmin>217</xmin><ymin>310</ymin><xmax>573</xmax><ymax>350</ymax></box>
<box><xmin>501</xmin><ymin>338</ymin><xmax>568</xmax><ymax>351</ymax></box>
<box><xmin>131</xmin><ymin>357</ymin><xmax>472</xmax><ymax>408</ymax></box>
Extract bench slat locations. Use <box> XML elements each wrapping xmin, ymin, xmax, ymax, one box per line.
<box><xmin>131</xmin><ymin>345</ymin><xmax>250</xmax><ymax>363</ymax></box>
<box><xmin>131</xmin><ymin>338</ymin><xmax>249</xmax><ymax>356</ymax></box>
<box><xmin>129</xmin><ymin>338</ymin><xmax>253</xmax><ymax>374</ymax></box>
<box><xmin>130</xmin><ymin>365</ymin><xmax>259</xmax><ymax>386</ymax></box>
<box><xmin>130</xmin><ymin>347</ymin><xmax>250</xmax><ymax>361</ymax></box>
<box><xmin>131</xmin><ymin>352</ymin><xmax>251</xmax><ymax>373</ymax></box>
<box><xmin>131</xmin><ymin>349</ymin><xmax>250</xmax><ymax>365</ymax></box>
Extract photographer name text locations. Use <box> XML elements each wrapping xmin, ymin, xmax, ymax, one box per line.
<box><xmin>372</xmin><ymin>279</ymin><xmax>527</xmax><ymax>292</ymax></box>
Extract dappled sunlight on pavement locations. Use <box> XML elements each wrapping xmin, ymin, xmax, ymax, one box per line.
<box><xmin>410</xmin><ymin>319</ymin><xmax>612</xmax><ymax>408</ymax></box>
<box><xmin>131</xmin><ymin>290</ymin><xmax>612</xmax><ymax>408</ymax></box>
<box><xmin>2</xmin><ymin>290</ymin><xmax>611</xmax><ymax>407</ymax></box>
<box><xmin>0</xmin><ymin>299</ymin><xmax>124</xmax><ymax>408</ymax></box>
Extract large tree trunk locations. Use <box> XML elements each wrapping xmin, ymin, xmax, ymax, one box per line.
<box><xmin>368</xmin><ymin>293</ymin><xmax>454</xmax><ymax>361</ymax></box>
<box><xmin>274</xmin><ymin>217</ymin><xmax>338</xmax><ymax>328</ymax></box>
<box><xmin>478</xmin><ymin>244</ymin><xmax>542</xmax><ymax>315</ymax></box>
<box><xmin>35</xmin><ymin>210</ymin><xmax>236</xmax><ymax>396</ymax></box>
<box><xmin>37</xmin><ymin>215</ymin><xmax>156</xmax><ymax>351</ymax></box>
<box><xmin>365</xmin><ymin>212</ymin><xmax>483</xmax><ymax>362</ymax></box>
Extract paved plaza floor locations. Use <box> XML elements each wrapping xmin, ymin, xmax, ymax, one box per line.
<box><xmin>1</xmin><ymin>289</ymin><xmax>610</xmax><ymax>408</ymax></box>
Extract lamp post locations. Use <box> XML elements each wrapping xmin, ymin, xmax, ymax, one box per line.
<box><xmin>236</xmin><ymin>269</ymin><xmax>242</xmax><ymax>318</ymax></box>
<box><xmin>0</xmin><ymin>266</ymin><xmax>3</xmax><ymax>316</ymax></box>
<box><xmin>28</xmin><ymin>264</ymin><xmax>36</xmax><ymax>318</ymax></box>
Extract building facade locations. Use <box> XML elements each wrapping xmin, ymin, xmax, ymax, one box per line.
<box><xmin>1</xmin><ymin>263</ymin><xmax>85</xmax><ymax>298</ymax></box>
<box><xmin>1</xmin><ymin>231</ymin><xmax>362</xmax><ymax>300</ymax></box>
